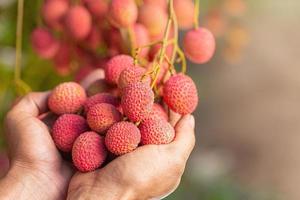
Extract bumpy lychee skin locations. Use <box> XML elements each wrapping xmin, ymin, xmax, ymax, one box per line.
<box><xmin>118</xmin><ymin>66</ymin><xmax>151</xmax><ymax>90</ymax></box>
<box><xmin>163</xmin><ymin>74</ymin><xmax>198</xmax><ymax>115</ymax></box>
<box><xmin>31</xmin><ymin>28</ymin><xmax>59</xmax><ymax>59</ymax></box>
<box><xmin>87</xmin><ymin>103</ymin><xmax>122</xmax><ymax>133</ymax></box>
<box><xmin>72</xmin><ymin>131</ymin><xmax>107</xmax><ymax>172</ymax></box>
<box><xmin>48</xmin><ymin>82</ymin><xmax>87</xmax><ymax>115</ymax></box>
<box><xmin>183</xmin><ymin>28</ymin><xmax>216</xmax><ymax>64</ymax></box>
<box><xmin>52</xmin><ymin>114</ymin><xmax>88</xmax><ymax>152</ymax></box>
<box><xmin>108</xmin><ymin>0</ymin><xmax>138</xmax><ymax>28</ymax></box>
<box><xmin>105</xmin><ymin>54</ymin><xmax>134</xmax><ymax>85</ymax></box>
<box><xmin>84</xmin><ymin>93</ymin><xmax>120</xmax><ymax>114</ymax></box>
<box><xmin>139</xmin><ymin>117</ymin><xmax>175</xmax><ymax>145</ymax></box>
<box><xmin>64</xmin><ymin>5</ymin><xmax>92</xmax><ymax>40</ymax></box>
<box><xmin>174</xmin><ymin>0</ymin><xmax>194</xmax><ymax>30</ymax></box>
<box><xmin>138</xmin><ymin>4</ymin><xmax>167</xmax><ymax>38</ymax></box>
<box><xmin>42</xmin><ymin>0</ymin><xmax>69</xmax><ymax>30</ymax></box>
<box><xmin>149</xmin><ymin>103</ymin><xmax>168</xmax><ymax>121</ymax></box>
<box><xmin>105</xmin><ymin>122</ymin><xmax>141</xmax><ymax>155</ymax></box>
<box><xmin>121</xmin><ymin>82</ymin><xmax>154</xmax><ymax>122</ymax></box>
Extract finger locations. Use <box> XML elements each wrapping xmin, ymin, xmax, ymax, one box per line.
<box><xmin>8</xmin><ymin>92</ymin><xmax>50</xmax><ymax>119</ymax></box>
<box><xmin>170</xmin><ymin>115</ymin><xmax>196</xmax><ymax>160</ymax></box>
<box><xmin>169</xmin><ymin>109</ymin><xmax>181</xmax><ymax>127</ymax></box>
<box><xmin>80</xmin><ymin>69</ymin><xmax>105</xmax><ymax>90</ymax></box>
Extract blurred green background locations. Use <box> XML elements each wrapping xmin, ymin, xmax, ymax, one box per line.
<box><xmin>1</xmin><ymin>0</ymin><xmax>300</xmax><ymax>199</ymax></box>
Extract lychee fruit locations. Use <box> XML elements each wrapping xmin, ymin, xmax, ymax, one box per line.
<box><xmin>48</xmin><ymin>82</ymin><xmax>87</xmax><ymax>115</ymax></box>
<box><xmin>163</xmin><ymin>74</ymin><xmax>198</xmax><ymax>114</ymax></box>
<box><xmin>183</xmin><ymin>28</ymin><xmax>216</xmax><ymax>64</ymax></box>
<box><xmin>143</xmin><ymin>0</ymin><xmax>167</xmax><ymax>10</ymax></box>
<box><xmin>105</xmin><ymin>54</ymin><xmax>134</xmax><ymax>85</ymax></box>
<box><xmin>72</xmin><ymin>131</ymin><xmax>107</xmax><ymax>172</ymax></box>
<box><xmin>174</xmin><ymin>0</ymin><xmax>195</xmax><ymax>30</ymax></box>
<box><xmin>64</xmin><ymin>5</ymin><xmax>92</xmax><ymax>40</ymax></box>
<box><xmin>31</xmin><ymin>28</ymin><xmax>59</xmax><ymax>59</ymax></box>
<box><xmin>85</xmin><ymin>26</ymin><xmax>103</xmax><ymax>50</ymax></box>
<box><xmin>149</xmin><ymin>103</ymin><xmax>168</xmax><ymax>121</ymax></box>
<box><xmin>52</xmin><ymin>114</ymin><xmax>89</xmax><ymax>152</ymax></box>
<box><xmin>138</xmin><ymin>4</ymin><xmax>167</xmax><ymax>38</ymax></box>
<box><xmin>87</xmin><ymin>103</ymin><xmax>122</xmax><ymax>133</ymax></box>
<box><xmin>108</xmin><ymin>0</ymin><xmax>138</xmax><ymax>28</ymax></box>
<box><xmin>121</xmin><ymin>82</ymin><xmax>154</xmax><ymax>122</ymax></box>
<box><xmin>139</xmin><ymin>117</ymin><xmax>175</xmax><ymax>145</ymax></box>
<box><xmin>53</xmin><ymin>42</ymin><xmax>72</xmax><ymax>75</ymax></box>
<box><xmin>42</xmin><ymin>0</ymin><xmax>69</xmax><ymax>30</ymax></box>
<box><xmin>133</xmin><ymin>23</ymin><xmax>150</xmax><ymax>58</ymax></box>
<box><xmin>84</xmin><ymin>93</ymin><xmax>120</xmax><ymax>114</ymax></box>
<box><xmin>83</xmin><ymin>0</ymin><xmax>108</xmax><ymax>20</ymax></box>
<box><xmin>105</xmin><ymin>121</ymin><xmax>141</xmax><ymax>155</ymax></box>
<box><xmin>118</xmin><ymin>66</ymin><xmax>151</xmax><ymax>90</ymax></box>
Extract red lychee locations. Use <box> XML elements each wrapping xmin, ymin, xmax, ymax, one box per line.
<box><xmin>31</xmin><ymin>28</ymin><xmax>59</xmax><ymax>59</ymax></box>
<box><xmin>105</xmin><ymin>121</ymin><xmax>141</xmax><ymax>155</ymax></box>
<box><xmin>133</xmin><ymin>23</ymin><xmax>150</xmax><ymax>58</ymax></box>
<box><xmin>173</xmin><ymin>0</ymin><xmax>195</xmax><ymax>30</ymax></box>
<box><xmin>138</xmin><ymin>4</ymin><xmax>167</xmax><ymax>38</ymax></box>
<box><xmin>121</xmin><ymin>82</ymin><xmax>154</xmax><ymax>122</ymax></box>
<box><xmin>64</xmin><ymin>5</ymin><xmax>92</xmax><ymax>40</ymax></box>
<box><xmin>84</xmin><ymin>93</ymin><xmax>120</xmax><ymax>114</ymax></box>
<box><xmin>83</xmin><ymin>0</ymin><xmax>108</xmax><ymax>20</ymax></box>
<box><xmin>52</xmin><ymin>114</ymin><xmax>88</xmax><ymax>152</ymax></box>
<box><xmin>118</xmin><ymin>66</ymin><xmax>151</xmax><ymax>90</ymax></box>
<box><xmin>143</xmin><ymin>0</ymin><xmax>167</xmax><ymax>10</ymax></box>
<box><xmin>139</xmin><ymin>117</ymin><xmax>175</xmax><ymax>145</ymax></box>
<box><xmin>105</xmin><ymin>54</ymin><xmax>134</xmax><ymax>85</ymax></box>
<box><xmin>183</xmin><ymin>28</ymin><xmax>216</xmax><ymax>64</ymax></box>
<box><xmin>108</xmin><ymin>0</ymin><xmax>138</xmax><ymax>28</ymax></box>
<box><xmin>48</xmin><ymin>82</ymin><xmax>87</xmax><ymax>115</ymax></box>
<box><xmin>149</xmin><ymin>103</ymin><xmax>168</xmax><ymax>121</ymax></box>
<box><xmin>72</xmin><ymin>131</ymin><xmax>107</xmax><ymax>172</ymax></box>
<box><xmin>42</xmin><ymin>0</ymin><xmax>69</xmax><ymax>30</ymax></box>
<box><xmin>85</xmin><ymin>26</ymin><xmax>103</xmax><ymax>50</ymax></box>
<box><xmin>53</xmin><ymin>42</ymin><xmax>72</xmax><ymax>76</ymax></box>
<box><xmin>163</xmin><ymin>74</ymin><xmax>198</xmax><ymax>114</ymax></box>
<box><xmin>87</xmin><ymin>103</ymin><xmax>122</xmax><ymax>133</ymax></box>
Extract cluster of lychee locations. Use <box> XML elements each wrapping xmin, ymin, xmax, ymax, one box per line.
<box><xmin>31</xmin><ymin>0</ymin><xmax>215</xmax><ymax>77</ymax></box>
<box><xmin>48</xmin><ymin>54</ymin><xmax>198</xmax><ymax>172</ymax></box>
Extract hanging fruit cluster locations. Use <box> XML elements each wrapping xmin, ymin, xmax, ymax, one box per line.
<box><xmin>31</xmin><ymin>0</ymin><xmax>216</xmax><ymax>172</ymax></box>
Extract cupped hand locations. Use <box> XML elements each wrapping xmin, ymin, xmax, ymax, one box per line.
<box><xmin>1</xmin><ymin>92</ymin><xmax>73</xmax><ymax>200</ymax></box>
<box><xmin>67</xmin><ymin>69</ymin><xmax>196</xmax><ymax>200</ymax></box>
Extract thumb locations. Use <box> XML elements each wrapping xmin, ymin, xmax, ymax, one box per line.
<box><xmin>170</xmin><ymin>115</ymin><xmax>196</xmax><ymax>160</ymax></box>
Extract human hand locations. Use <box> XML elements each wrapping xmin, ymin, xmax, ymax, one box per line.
<box><xmin>0</xmin><ymin>92</ymin><xmax>73</xmax><ymax>200</ymax></box>
<box><xmin>67</xmin><ymin>111</ymin><xmax>195</xmax><ymax>200</ymax></box>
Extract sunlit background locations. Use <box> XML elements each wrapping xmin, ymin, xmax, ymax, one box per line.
<box><xmin>1</xmin><ymin>0</ymin><xmax>300</xmax><ymax>199</ymax></box>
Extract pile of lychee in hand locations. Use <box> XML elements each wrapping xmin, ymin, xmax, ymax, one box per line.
<box><xmin>48</xmin><ymin>54</ymin><xmax>198</xmax><ymax>172</ymax></box>
<box><xmin>32</xmin><ymin>0</ymin><xmax>215</xmax><ymax>173</ymax></box>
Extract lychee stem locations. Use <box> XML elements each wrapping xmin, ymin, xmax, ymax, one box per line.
<box><xmin>194</xmin><ymin>0</ymin><xmax>200</xmax><ymax>29</ymax></box>
<box><xmin>170</xmin><ymin>4</ymin><xmax>179</xmax><ymax>64</ymax></box>
<box><xmin>127</xmin><ymin>26</ymin><xmax>136</xmax><ymax>56</ymax></box>
<box><xmin>15</xmin><ymin>0</ymin><xmax>31</xmax><ymax>95</ymax></box>
<box><xmin>151</xmin><ymin>0</ymin><xmax>174</xmax><ymax>88</ymax></box>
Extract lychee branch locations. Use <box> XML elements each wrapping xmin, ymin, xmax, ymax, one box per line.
<box><xmin>15</xmin><ymin>0</ymin><xmax>31</xmax><ymax>95</ymax></box>
<box><xmin>194</xmin><ymin>0</ymin><xmax>200</xmax><ymax>29</ymax></box>
<box><xmin>151</xmin><ymin>0</ymin><xmax>174</xmax><ymax>88</ymax></box>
